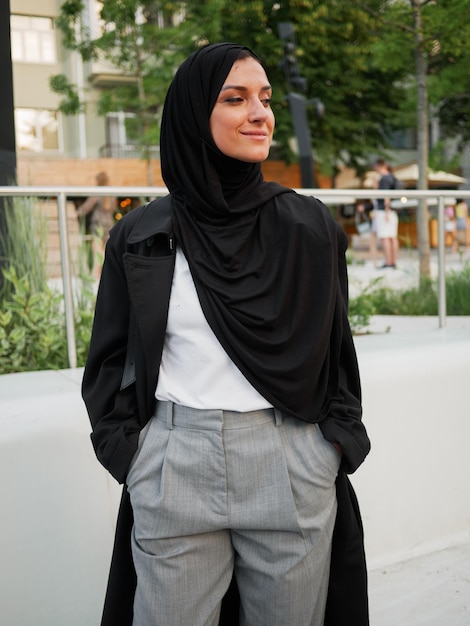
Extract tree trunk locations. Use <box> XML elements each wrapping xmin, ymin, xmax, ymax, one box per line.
<box><xmin>146</xmin><ymin>152</ymin><xmax>154</xmax><ymax>187</ymax></box>
<box><xmin>412</xmin><ymin>0</ymin><xmax>431</xmax><ymax>279</ymax></box>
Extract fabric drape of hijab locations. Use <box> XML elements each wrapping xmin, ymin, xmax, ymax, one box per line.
<box><xmin>159</xmin><ymin>42</ymin><xmax>349</xmax><ymax>423</ymax></box>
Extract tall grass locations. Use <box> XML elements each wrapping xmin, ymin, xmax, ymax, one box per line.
<box><xmin>367</xmin><ymin>277</ymin><xmax>438</xmax><ymax>316</ymax></box>
<box><xmin>446</xmin><ymin>264</ymin><xmax>470</xmax><ymax>315</ymax></box>
<box><xmin>0</xmin><ymin>197</ymin><xmax>48</xmax><ymax>299</ymax></box>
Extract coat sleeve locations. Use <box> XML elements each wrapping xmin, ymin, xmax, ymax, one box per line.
<box><xmin>319</xmin><ymin>223</ymin><xmax>371</xmax><ymax>474</ymax></box>
<box><xmin>81</xmin><ymin>224</ymin><xmax>141</xmax><ymax>483</ymax></box>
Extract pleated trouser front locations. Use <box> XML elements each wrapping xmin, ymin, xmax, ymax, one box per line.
<box><xmin>126</xmin><ymin>401</ymin><xmax>340</xmax><ymax>626</ymax></box>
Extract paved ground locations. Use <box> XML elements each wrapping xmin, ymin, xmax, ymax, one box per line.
<box><xmin>368</xmin><ymin>538</ymin><xmax>470</xmax><ymax>625</ymax></box>
<box><xmin>348</xmin><ymin>240</ymin><xmax>470</xmax><ymax>299</ymax></box>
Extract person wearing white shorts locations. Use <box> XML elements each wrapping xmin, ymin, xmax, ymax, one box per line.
<box><xmin>374</xmin><ymin>158</ymin><xmax>399</xmax><ymax>268</ymax></box>
<box><xmin>376</xmin><ymin>209</ymin><xmax>398</xmax><ymax>239</ymax></box>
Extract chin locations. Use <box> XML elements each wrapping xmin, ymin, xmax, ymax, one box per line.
<box><xmin>239</xmin><ymin>149</ymin><xmax>271</xmax><ymax>163</ymax></box>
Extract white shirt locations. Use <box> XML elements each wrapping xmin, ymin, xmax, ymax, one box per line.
<box><xmin>155</xmin><ymin>247</ymin><xmax>272</xmax><ymax>411</ymax></box>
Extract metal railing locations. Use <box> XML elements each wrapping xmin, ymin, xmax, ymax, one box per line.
<box><xmin>1</xmin><ymin>185</ymin><xmax>469</xmax><ymax>369</ymax></box>
<box><xmin>98</xmin><ymin>144</ymin><xmax>161</xmax><ymax>159</ymax></box>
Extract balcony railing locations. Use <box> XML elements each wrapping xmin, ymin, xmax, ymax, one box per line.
<box><xmin>98</xmin><ymin>143</ymin><xmax>160</xmax><ymax>159</ymax></box>
<box><xmin>1</xmin><ymin>185</ymin><xmax>469</xmax><ymax>368</ymax></box>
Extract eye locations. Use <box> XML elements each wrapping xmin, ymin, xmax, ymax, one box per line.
<box><xmin>261</xmin><ymin>97</ymin><xmax>272</xmax><ymax>106</ymax></box>
<box><xmin>224</xmin><ymin>96</ymin><xmax>244</xmax><ymax>104</ymax></box>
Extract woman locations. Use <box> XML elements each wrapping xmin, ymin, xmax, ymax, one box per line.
<box><xmin>82</xmin><ymin>43</ymin><xmax>371</xmax><ymax>626</ymax></box>
<box><xmin>76</xmin><ymin>171</ymin><xmax>116</xmax><ymax>275</ymax></box>
<box><xmin>455</xmin><ymin>198</ymin><xmax>468</xmax><ymax>248</ymax></box>
<box><xmin>373</xmin><ymin>158</ymin><xmax>399</xmax><ymax>269</ymax></box>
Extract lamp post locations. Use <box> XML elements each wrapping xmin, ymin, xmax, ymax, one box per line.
<box><xmin>278</xmin><ymin>22</ymin><xmax>322</xmax><ymax>188</ymax></box>
<box><xmin>0</xmin><ymin>0</ymin><xmax>17</xmax><ymax>288</ymax></box>
<box><xmin>0</xmin><ymin>0</ymin><xmax>16</xmax><ymax>186</ymax></box>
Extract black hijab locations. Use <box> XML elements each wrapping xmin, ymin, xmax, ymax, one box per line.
<box><xmin>159</xmin><ymin>43</ymin><xmax>348</xmax><ymax>422</ymax></box>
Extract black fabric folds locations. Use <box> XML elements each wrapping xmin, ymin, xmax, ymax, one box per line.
<box><xmin>159</xmin><ymin>42</ymin><xmax>353</xmax><ymax>425</ymax></box>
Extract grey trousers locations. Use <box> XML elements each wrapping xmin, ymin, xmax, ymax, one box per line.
<box><xmin>126</xmin><ymin>401</ymin><xmax>340</xmax><ymax>626</ymax></box>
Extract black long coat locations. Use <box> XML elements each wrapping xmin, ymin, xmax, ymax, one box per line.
<box><xmin>82</xmin><ymin>196</ymin><xmax>370</xmax><ymax>626</ymax></box>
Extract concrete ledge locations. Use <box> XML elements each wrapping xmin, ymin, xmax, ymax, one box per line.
<box><xmin>1</xmin><ymin>318</ymin><xmax>470</xmax><ymax>625</ymax></box>
<box><xmin>353</xmin><ymin>316</ymin><xmax>470</xmax><ymax>569</ymax></box>
<box><xmin>0</xmin><ymin>369</ymin><xmax>121</xmax><ymax>626</ymax></box>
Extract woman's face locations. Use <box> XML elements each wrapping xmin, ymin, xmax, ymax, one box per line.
<box><xmin>209</xmin><ymin>56</ymin><xmax>275</xmax><ymax>163</ymax></box>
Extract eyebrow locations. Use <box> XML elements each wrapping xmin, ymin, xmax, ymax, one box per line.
<box><xmin>221</xmin><ymin>84</ymin><xmax>272</xmax><ymax>92</ymax></box>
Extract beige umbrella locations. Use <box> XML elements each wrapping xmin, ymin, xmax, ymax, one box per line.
<box><xmin>393</xmin><ymin>162</ymin><xmax>467</xmax><ymax>187</ymax></box>
<box><xmin>336</xmin><ymin>162</ymin><xmax>466</xmax><ymax>189</ymax></box>
<box><xmin>334</xmin><ymin>167</ymin><xmax>362</xmax><ymax>189</ymax></box>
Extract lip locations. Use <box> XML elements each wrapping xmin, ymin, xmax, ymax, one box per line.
<box><xmin>241</xmin><ymin>131</ymin><xmax>269</xmax><ymax>138</ymax></box>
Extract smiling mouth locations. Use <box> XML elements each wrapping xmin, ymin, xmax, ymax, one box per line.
<box><xmin>242</xmin><ymin>132</ymin><xmax>269</xmax><ymax>138</ymax></box>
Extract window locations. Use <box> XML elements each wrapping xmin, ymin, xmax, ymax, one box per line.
<box><xmin>386</xmin><ymin>128</ymin><xmax>418</xmax><ymax>151</ymax></box>
<box><xmin>10</xmin><ymin>15</ymin><xmax>56</xmax><ymax>64</ymax></box>
<box><xmin>103</xmin><ymin>112</ymin><xmax>159</xmax><ymax>158</ymax></box>
<box><xmin>15</xmin><ymin>109</ymin><xmax>61</xmax><ymax>152</ymax></box>
<box><xmin>92</xmin><ymin>0</ymin><xmax>185</xmax><ymax>35</ymax></box>
<box><xmin>105</xmin><ymin>112</ymin><xmax>138</xmax><ymax>156</ymax></box>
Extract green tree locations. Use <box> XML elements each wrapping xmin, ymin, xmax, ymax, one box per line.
<box><xmin>51</xmin><ymin>0</ymin><xmax>195</xmax><ymax>184</ymax></box>
<box><xmin>53</xmin><ymin>1</ymin><xmax>412</xmax><ymax>186</ymax></box>
<box><xmin>187</xmin><ymin>0</ymin><xmax>410</xmax><ymax>180</ymax></box>
<box><xmin>264</xmin><ymin>0</ymin><xmax>408</xmax><ymax>179</ymax></box>
<box><xmin>51</xmin><ymin>1</ymin><xmax>469</xmax><ymax>278</ymax></box>
<box><xmin>427</xmin><ymin>0</ymin><xmax>470</xmax><ymax>156</ymax></box>
<box><xmin>358</xmin><ymin>0</ymin><xmax>470</xmax><ymax>279</ymax></box>
<box><xmin>366</xmin><ymin>0</ymin><xmax>433</xmax><ymax>278</ymax></box>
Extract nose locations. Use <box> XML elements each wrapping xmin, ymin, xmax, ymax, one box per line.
<box><xmin>248</xmin><ymin>98</ymin><xmax>269</xmax><ymax>122</ymax></box>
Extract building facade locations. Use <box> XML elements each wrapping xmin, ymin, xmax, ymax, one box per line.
<box><xmin>9</xmin><ymin>0</ymin><xmax>469</xmax><ymax>189</ymax></box>
<box><xmin>11</xmin><ymin>0</ymin><xmax>151</xmax><ymax>166</ymax></box>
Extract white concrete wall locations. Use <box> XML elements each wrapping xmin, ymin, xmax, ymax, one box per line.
<box><xmin>1</xmin><ymin>318</ymin><xmax>469</xmax><ymax>625</ymax></box>
<box><xmin>352</xmin><ymin>317</ymin><xmax>470</xmax><ymax>569</ymax></box>
<box><xmin>0</xmin><ymin>369</ymin><xmax>121</xmax><ymax>626</ymax></box>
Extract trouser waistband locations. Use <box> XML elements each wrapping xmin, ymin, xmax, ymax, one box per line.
<box><xmin>155</xmin><ymin>400</ymin><xmax>283</xmax><ymax>431</ymax></box>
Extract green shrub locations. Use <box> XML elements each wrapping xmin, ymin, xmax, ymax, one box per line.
<box><xmin>0</xmin><ymin>265</ymin><xmax>68</xmax><ymax>373</ymax></box>
<box><xmin>368</xmin><ymin>277</ymin><xmax>438</xmax><ymax>316</ymax></box>
<box><xmin>347</xmin><ymin>278</ymin><xmax>381</xmax><ymax>334</ymax></box>
<box><xmin>446</xmin><ymin>264</ymin><xmax>470</xmax><ymax>315</ymax></box>
<box><xmin>348</xmin><ymin>262</ymin><xmax>470</xmax><ymax>332</ymax></box>
<box><xmin>0</xmin><ymin>196</ymin><xmax>96</xmax><ymax>374</ymax></box>
<box><xmin>0</xmin><ymin>266</ymin><xmax>95</xmax><ymax>374</ymax></box>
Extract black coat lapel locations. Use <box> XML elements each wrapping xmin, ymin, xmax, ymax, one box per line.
<box><xmin>123</xmin><ymin>195</ymin><xmax>175</xmax><ymax>405</ymax></box>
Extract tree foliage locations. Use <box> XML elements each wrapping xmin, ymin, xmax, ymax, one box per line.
<box><xmin>426</xmin><ymin>0</ymin><xmax>470</xmax><ymax>156</ymax></box>
<box><xmin>51</xmin><ymin>0</ymin><xmax>194</xmax><ymax>181</ymax></box>
<box><xmin>184</xmin><ymin>0</ymin><xmax>411</xmax><ymax>178</ymax></box>
<box><xmin>51</xmin><ymin>0</ymin><xmax>470</xmax><ymax>185</ymax></box>
<box><xmin>360</xmin><ymin>0</ymin><xmax>470</xmax><ymax>166</ymax></box>
<box><xmin>275</xmin><ymin>0</ymin><xmax>408</xmax><ymax>176</ymax></box>
<box><xmin>52</xmin><ymin>0</ymin><xmax>414</xmax><ymax>181</ymax></box>
<box><xmin>352</xmin><ymin>0</ymin><xmax>470</xmax><ymax>278</ymax></box>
